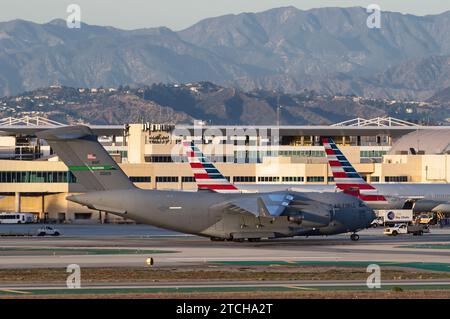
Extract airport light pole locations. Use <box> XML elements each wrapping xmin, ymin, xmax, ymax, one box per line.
<box><xmin>276</xmin><ymin>93</ymin><xmax>280</xmax><ymax>126</ymax></box>
<box><xmin>277</xmin><ymin>104</ymin><xmax>283</xmax><ymax>126</ymax></box>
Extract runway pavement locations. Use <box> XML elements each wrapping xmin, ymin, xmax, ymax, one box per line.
<box><xmin>0</xmin><ymin>225</ymin><xmax>449</xmax><ymax>298</ymax></box>
<box><xmin>0</xmin><ymin>223</ymin><xmax>182</xmax><ymax>237</ymax></box>
<box><xmin>0</xmin><ymin>226</ymin><xmax>449</xmax><ymax>269</ymax></box>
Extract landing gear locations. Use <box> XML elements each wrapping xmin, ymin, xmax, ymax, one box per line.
<box><xmin>350</xmin><ymin>233</ymin><xmax>360</xmax><ymax>241</ymax></box>
<box><xmin>248</xmin><ymin>238</ymin><xmax>261</xmax><ymax>243</ymax></box>
<box><xmin>210</xmin><ymin>237</ymin><xmax>226</xmax><ymax>242</ymax></box>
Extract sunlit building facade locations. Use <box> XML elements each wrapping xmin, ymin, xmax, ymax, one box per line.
<box><xmin>1</xmin><ymin>116</ymin><xmax>449</xmax><ymax>222</ymax></box>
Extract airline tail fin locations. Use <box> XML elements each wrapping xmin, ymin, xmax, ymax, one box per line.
<box><xmin>321</xmin><ymin>137</ymin><xmax>385</xmax><ymax>201</ymax></box>
<box><xmin>37</xmin><ymin>126</ymin><xmax>135</xmax><ymax>191</ymax></box>
<box><xmin>182</xmin><ymin>141</ymin><xmax>240</xmax><ymax>193</ymax></box>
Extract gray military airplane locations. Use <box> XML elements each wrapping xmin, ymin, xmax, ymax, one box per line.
<box><xmin>37</xmin><ymin>126</ymin><xmax>375</xmax><ymax>242</ymax></box>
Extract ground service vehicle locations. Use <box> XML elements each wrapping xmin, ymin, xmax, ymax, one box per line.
<box><xmin>0</xmin><ymin>213</ymin><xmax>35</xmax><ymax>224</ymax></box>
<box><xmin>384</xmin><ymin>223</ymin><xmax>429</xmax><ymax>236</ymax></box>
<box><xmin>370</xmin><ymin>216</ymin><xmax>384</xmax><ymax>228</ymax></box>
<box><xmin>37</xmin><ymin>226</ymin><xmax>61</xmax><ymax>236</ymax></box>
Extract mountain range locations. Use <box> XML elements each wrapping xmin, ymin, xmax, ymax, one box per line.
<box><xmin>1</xmin><ymin>6</ymin><xmax>450</xmax><ymax>100</ymax></box>
<box><xmin>2</xmin><ymin>83</ymin><xmax>447</xmax><ymax>125</ymax></box>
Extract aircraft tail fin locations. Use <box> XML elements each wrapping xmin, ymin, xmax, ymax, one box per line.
<box><xmin>37</xmin><ymin>126</ymin><xmax>135</xmax><ymax>191</ymax></box>
<box><xmin>182</xmin><ymin>141</ymin><xmax>240</xmax><ymax>193</ymax></box>
<box><xmin>321</xmin><ymin>137</ymin><xmax>385</xmax><ymax>201</ymax></box>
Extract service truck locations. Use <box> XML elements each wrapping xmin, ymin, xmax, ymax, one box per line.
<box><xmin>383</xmin><ymin>223</ymin><xmax>430</xmax><ymax>236</ymax></box>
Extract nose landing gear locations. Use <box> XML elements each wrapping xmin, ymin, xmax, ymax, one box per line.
<box><xmin>350</xmin><ymin>233</ymin><xmax>360</xmax><ymax>241</ymax></box>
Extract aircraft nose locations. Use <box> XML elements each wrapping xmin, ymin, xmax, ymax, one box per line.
<box><xmin>366</xmin><ymin>208</ymin><xmax>377</xmax><ymax>226</ymax></box>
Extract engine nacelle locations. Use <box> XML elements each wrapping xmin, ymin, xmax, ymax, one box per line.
<box><xmin>286</xmin><ymin>210</ymin><xmax>330</xmax><ymax>228</ymax></box>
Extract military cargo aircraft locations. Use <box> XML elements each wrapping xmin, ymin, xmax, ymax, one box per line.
<box><xmin>37</xmin><ymin>126</ymin><xmax>375</xmax><ymax>241</ymax></box>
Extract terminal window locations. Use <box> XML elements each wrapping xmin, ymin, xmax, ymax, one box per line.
<box><xmin>156</xmin><ymin>176</ymin><xmax>179</xmax><ymax>183</ymax></box>
<box><xmin>234</xmin><ymin>150</ymin><xmax>326</xmax><ymax>163</ymax></box>
<box><xmin>279</xmin><ymin>150</ymin><xmax>326</xmax><ymax>157</ymax></box>
<box><xmin>257</xmin><ymin>176</ymin><xmax>280</xmax><ymax>182</ymax></box>
<box><xmin>234</xmin><ymin>176</ymin><xmax>256</xmax><ymax>183</ymax></box>
<box><xmin>129</xmin><ymin>176</ymin><xmax>151</xmax><ymax>183</ymax></box>
<box><xmin>307</xmin><ymin>176</ymin><xmax>325</xmax><ymax>182</ymax></box>
<box><xmin>74</xmin><ymin>213</ymin><xmax>92</xmax><ymax>220</ymax></box>
<box><xmin>109</xmin><ymin>150</ymin><xmax>128</xmax><ymax>158</ymax></box>
<box><xmin>145</xmin><ymin>156</ymin><xmax>174</xmax><ymax>163</ymax></box>
<box><xmin>0</xmin><ymin>171</ymin><xmax>76</xmax><ymax>183</ymax></box>
<box><xmin>384</xmin><ymin>176</ymin><xmax>408</xmax><ymax>182</ymax></box>
<box><xmin>282</xmin><ymin>176</ymin><xmax>304</xmax><ymax>182</ymax></box>
<box><xmin>360</xmin><ymin>150</ymin><xmax>387</xmax><ymax>158</ymax></box>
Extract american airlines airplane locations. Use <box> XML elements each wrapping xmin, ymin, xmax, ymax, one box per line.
<box><xmin>231</xmin><ymin>137</ymin><xmax>450</xmax><ymax>214</ymax></box>
<box><xmin>36</xmin><ymin>126</ymin><xmax>375</xmax><ymax>242</ymax></box>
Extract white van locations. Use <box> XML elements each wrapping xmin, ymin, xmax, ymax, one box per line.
<box><xmin>0</xmin><ymin>212</ymin><xmax>35</xmax><ymax>224</ymax></box>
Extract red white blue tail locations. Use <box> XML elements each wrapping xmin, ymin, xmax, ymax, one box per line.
<box><xmin>321</xmin><ymin>137</ymin><xmax>386</xmax><ymax>202</ymax></box>
<box><xmin>182</xmin><ymin>141</ymin><xmax>240</xmax><ymax>193</ymax></box>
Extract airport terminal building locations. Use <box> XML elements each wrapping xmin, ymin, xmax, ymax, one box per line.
<box><xmin>1</xmin><ymin>116</ymin><xmax>450</xmax><ymax>223</ymax></box>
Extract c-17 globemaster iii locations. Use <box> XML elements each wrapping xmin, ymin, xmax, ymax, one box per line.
<box><xmin>37</xmin><ymin>126</ymin><xmax>375</xmax><ymax>241</ymax></box>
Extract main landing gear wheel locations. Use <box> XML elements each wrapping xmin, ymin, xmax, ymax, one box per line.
<box><xmin>350</xmin><ymin>233</ymin><xmax>360</xmax><ymax>241</ymax></box>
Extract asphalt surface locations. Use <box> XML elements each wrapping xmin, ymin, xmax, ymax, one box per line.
<box><xmin>0</xmin><ymin>226</ymin><xmax>449</xmax><ymax>269</ymax></box>
<box><xmin>0</xmin><ymin>223</ymin><xmax>182</xmax><ymax>237</ymax></box>
<box><xmin>0</xmin><ymin>225</ymin><xmax>450</xmax><ymax>297</ymax></box>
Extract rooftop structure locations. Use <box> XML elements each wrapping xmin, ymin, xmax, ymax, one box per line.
<box><xmin>389</xmin><ymin>129</ymin><xmax>450</xmax><ymax>155</ymax></box>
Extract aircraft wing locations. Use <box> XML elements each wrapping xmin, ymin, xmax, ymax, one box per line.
<box><xmin>219</xmin><ymin>202</ymin><xmax>256</xmax><ymax>217</ymax></box>
<box><xmin>213</xmin><ymin>193</ymin><xmax>296</xmax><ymax>218</ymax></box>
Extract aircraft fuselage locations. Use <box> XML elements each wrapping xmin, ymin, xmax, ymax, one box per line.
<box><xmin>67</xmin><ymin>189</ymin><xmax>375</xmax><ymax>240</ymax></box>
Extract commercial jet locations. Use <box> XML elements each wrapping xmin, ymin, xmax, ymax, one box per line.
<box><xmin>322</xmin><ymin>137</ymin><xmax>450</xmax><ymax>214</ymax></box>
<box><xmin>36</xmin><ymin>126</ymin><xmax>375</xmax><ymax>242</ymax></box>
<box><xmin>228</xmin><ymin>137</ymin><xmax>450</xmax><ymax>214</ymax></box>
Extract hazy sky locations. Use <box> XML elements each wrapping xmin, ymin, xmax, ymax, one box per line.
<box><xmin>1</xmin><ymin>0</ymin><xmax>449</xmax><ymax>30</ymax></box>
